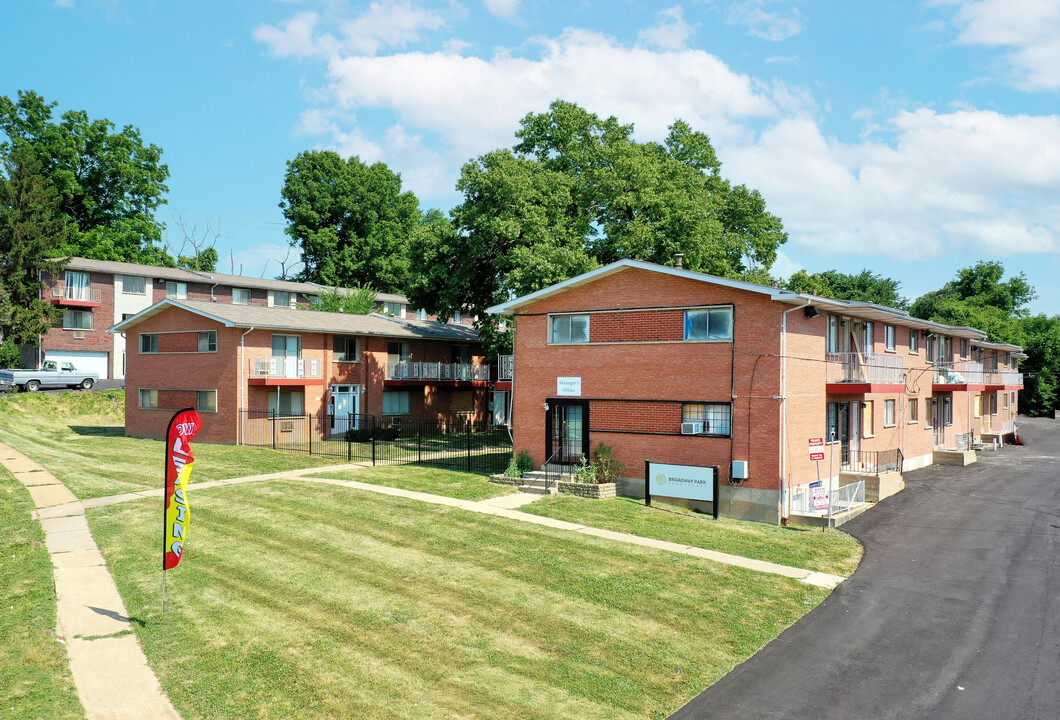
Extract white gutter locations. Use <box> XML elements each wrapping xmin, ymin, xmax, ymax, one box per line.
<box><xmin>780</xmin><ymin>300</ymin><xmax>812</xmax><ymax>524</ymax></box>
<box><xmin>239</xmin><ymin>327</ymin><xmax>254</xmax><ymax>445</ymax></box>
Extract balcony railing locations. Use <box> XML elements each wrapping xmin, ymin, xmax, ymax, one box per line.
<box><xmin>249</xmin><ymin>357</ymin><xmax>321</xmax><ymax>380</ymax></box>
<box><xmin>497</xmin><ymin>355</ymin><xmax>513</xmax><ymax>381</ymax></box>
<box><xmin>386</xmin><ymin>361</ymin><xmax>490</xmax><ymax>382</ymax></box>
<box><xmin>984</xmin><ymin>370</ymin><xmax>1023</xmax><ymax>387</ymax></box>
<box><xmin>934</xmin><ymin>361</ymin><xmax>985</xmax><ymax>385</ymax></box>
<box><xmin>826</xmin><ymin>352</ymin><xmax>904</xmax><ymax>385</ymax></box>
<box><xmin>51</xmin><ymin>285</ymin><xmax>102</xmax><ymax>303</ymax></box>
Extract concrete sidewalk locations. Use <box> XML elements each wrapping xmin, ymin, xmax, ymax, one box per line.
<box><xmin>1</xmin><ymin>441</ymin><xmax>181</xmax><ymax>720</ymax></box>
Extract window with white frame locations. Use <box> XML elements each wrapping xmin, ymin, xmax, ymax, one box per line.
<box><xmin>62</xmin><ymin>310</ymin><xmax>93</xmax><ymax>330</ymax></box>
<box><xmin>333</xmin><ymin>335</ymin><xmax>359</xmax><ymax>362</ymax></box>
<box><xmin>826</xmin><ymin>315</ymin><xmax>840</xmax><ymax>353</ymax></box>
<box><xmin>909</xmin><ymin>328</ymin><xmax>919</xmax><ymax>353</ymax></box>
<box><xmin>232</xmin><ymin>288</ymin><xmax>252</xmax><ymax>305</ymax></box>
<box><xmin>197</xmin><ymin>390</ymin><xmax>217</xmax><ymax>413</ymax></box>
<box><xmin>884</xmin><ymin>399</ymin><xmax>896</xmax><ymax>427</ymax></box>
<box><xmin>685</xmin><ymin>307</ymin><xmax>733</xmax><ymax>341</ymax></box>
<box><xmin>166</xmin><ymin>281</ymin><xmax>187</xmax><ymax>299</ymax></box>
<box><xmin>269</xmin><ymin>290</ymin><xmax>295</xmax><ymax>307</ymax></box>
<box><xmin>681</xmin><ymin>403</ymin><xmax>732</xmax><ymax>437</ymax></box>
<box><xmin>383</xmin><ymin>390</ymin><xmax>411</xmax><ymax>415</ymax></box>
<box><xmin>140</xmin><ymin>334</ymin><xmax>159</xmax><ymax>353</ymax></box>
<box><xmin>122</xmin><ymin>275</ymin><xmax>146</xmax><ymax>295</ymax></box>
<box><xmin>1003</xmin><ymin>392</ymin><xmax>1009</xmax><ymax>409</ymax></box>
<box><xmin>862</xmin><ymin>321</ymin><xmax>875</xmax><ymax>351</ymax></box>
<box><xmin>884</xmin><ymin>325</ymin><xmax>896</xmax><ymax>351</ymax></box>
<box><xmin>414</xmin><ymin>309</ymin><xmax>428</xmax><ymax>320</ymax></box>
<box><xmin>268</xmin><ymin>389</ymin><xmax>304</xmax><ymax>416</ymax></box>
<box><xmin>550</xmin><ymin>314</ymin><xmax>590</xmax><ymax>344</ymax></box>
<box><xmin>65</xmin><ymin>271</ymin><xmax>91</xmax><ymax>301</ymax></box>
<box><xmin>198</xmin><ymin>331</ymin><xmax>217</xmax><ymax>352</ymax></box>
<box><xmin>908</xmin><ymin>397</ymin><xmax>918</xmax><ymax>423</ymax></box>
<box><xmin>944</xmin><ymin>396</ymin><xmax>953</xmax><ymax>425</ymax></box>
<box><xmin>382</xmin><ymin>302</ymin><xmax>405</xmax><ymax>317</ymax></box>
<box><xmin>139</xmin><ymin>389</ymin><xmax>159</xmax><ymax>409</ymax></box>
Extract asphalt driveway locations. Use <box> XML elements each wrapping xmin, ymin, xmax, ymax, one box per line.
<box><xmin>671</xmin><ymin>416</ymin><xmax>1060</xmax><ymax>720</ymax></box>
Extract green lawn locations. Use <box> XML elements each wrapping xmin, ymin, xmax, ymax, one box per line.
<box><xmin>0</xmin><ymin>391</ymin><xmax>338</xmax><ymax>499</ymax></box>
<box><xmin>522</xmin><ymin>495</ymin><xmax>863</xmax><ymax>577</ymax></box>
<box><xmin>89</xmin><ymin>481</ymin><xmax>830</xmax><ymax>720</ymax></box>
<box><xmin>0</xmin><ymin>466</ymin><xmax>84</xmax><ymax>720</ymax></box>
<box><xmin>308</xmin><ymin>465</ymin><xmax>516</xmax><ymax>501</ymax></box>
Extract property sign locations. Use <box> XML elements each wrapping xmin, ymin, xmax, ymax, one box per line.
<box><xmin>163</xmin><ymin>408</ymin><xmax>202</xmax><ymax>571</ymax></box>
<box><xmin>647</xmin><ymin>462</ymin><xmax>717</xmax><ymax>504</ymax></box>
<box><xmin>556</xmin><ymin>376</ymin><xmax>582</xmax><ymax>396</ymax></box>
<box><xmin>808</xmin><ymin>437</ymin><xmax>824</xmax><ymax>447</ymax></box>
<box><xmin>812</xmin><ymin>487</ymin><xmax>829</xmax><ymax>512</ymax></box>
<box><xmin>809</xmin><ymin>451</ymin><xmax>825</xmax><ymax>461</ymax></box>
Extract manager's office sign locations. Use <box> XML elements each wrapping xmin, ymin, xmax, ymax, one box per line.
<box><xmin>645</xmin><ymin>461</ymin><xmax>719</xmax><ymax>518</ymax></box>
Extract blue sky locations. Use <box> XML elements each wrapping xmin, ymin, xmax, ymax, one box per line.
<box><xmin>3</xmin><ymin>0</ymin><xmax>1058</xmax><ymax>314</ymax></box>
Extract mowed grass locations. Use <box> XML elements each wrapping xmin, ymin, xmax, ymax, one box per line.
<box><xmin>0</xmin><ymin>391</ymin><xmax>338</xmax><ymax>499</ymax></box>
<box><xmin>90</xmin><ymin>481</ymin><xmax>830</xmax><ymax>720</ymax></box>
<box><xmin>0</xmin><ymin>466</ymin><xmax>84</xmax><ymax>720</ymax></box>
<box><xmin>523</xmin><ymin>495</ymin><xmax>863</xmax><ymax>577</ymax></box>
<box><xmin>308</xmin><ymin>465</ymin><xmax>516</xmax><ymax>501</ymax></box>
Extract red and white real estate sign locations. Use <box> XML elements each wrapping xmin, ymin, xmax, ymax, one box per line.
<box><xmin>808</xmin><ymin>438</ymin><xmax>825</xmax><ymax>461</ymax></box>
<box><xmin>809</xmin><ymin>451</ymin><xmax>825</xmax><ymax>461</ymax></box>
<box><xmin>812</xmin><ymin>487</ymin><xmax>829</xmax><ymax>512</ymax></box>
<box><xmin>808</xmin><ymin>437</ymin><xmax>824</xmax><ymax>447</ymax></box>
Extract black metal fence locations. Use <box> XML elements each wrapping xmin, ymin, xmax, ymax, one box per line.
<box><xmin>843</xmin><ymin>448</ymin><xmax>904</xmax><ymax>475</ymax></box>
<box><xmin>240</xmin><ymin>410</ymin><xmax>512</xmax><ymax>474</ymax></box>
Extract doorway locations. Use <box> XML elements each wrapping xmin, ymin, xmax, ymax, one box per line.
<box><xmin>330</xmin><ymin>385</ymin><xmax>360</xmax><ymax>436</ymax></box>
<box><xmin>545</xmin><ymin>400</ymin><xmax>589</xmax><ymax>465</ymax></box>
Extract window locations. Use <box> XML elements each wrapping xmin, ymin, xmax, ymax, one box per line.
<box><xmin>960</xmin><ymin>339</ymin><xmax>969</xmax><ymax>358</ymax></box>
<box><xmin>197</xmin><ymin>390</ymin><xmax>217</xmax><ymax>413</ymax></box>
<box><xmin>944</xmin><ymin>396</ymin><xmax>953</xmax><ymax>425</ymax></box>
<box><xmin>550</xmin><ymin>314</ymin><xmax>590</xmax><ymax>344</ymax></box>
<box><xmin>140</xmin><ymin>334</ymin><xmax>159</xmax><ymax>353</ymax></box>
<box><xmin>382</xmin><ymin>302</ymin><xmax>405</xmax><ymax>317</ymax></box>
<box><xmin>62</xmin><ymin>310</ymin><xmax>93</xmax><ymax>330</ymax></box>
<box><xmin>974</xmin><ymin>395</ymin><xmax>982</xmax><ymax>418</ymax></box>
<box><xmin>908</xmin><ymin>397</ymin><xmax>918</xmax><ymax>424</ymax></box>
<box><xmin>909</xmin><ymin>328</ymin><xmax>919</xmax><ymax>353</ymax></box>
<box><xmin>685</xmin><ymin>308</ymin><xmax>733</xmax><ymax>341</ymax></box>
<box><xmin>65</xmin><ymin>271</ymin><xmax>91</xmax><ymax>301</ymax></box>
<box><xmin>924</xmin><ymin>398</ymin><xmax>933</xmax><ymax>429</ymax></box>
<box><xmin>269</xmin><ymin>290</ymin><xmax>294</xmax><ymax>308</ymax></box>
<box><xmin>862</xmin><ymin>400</ymin><xmax>874</xmax><ymax>437</ymax></box>
<box><xmin>232</xmin><ymin>288</ymin><xmax>252</xmax><ymax>305</ymax></box>
<box><xmin>451</xmin><ymin>344</ymin><xmax>471</xmax><ymax>365</ymax></box>
<box><xmin>166</xmin><ymin>282</ymin><xmax>187</xmax><ymax>299</ymax></box>
<box><xmin>268</xmin><ymin>390</ymin><xmax>304</xmax><ymax>416</ymax></box>
<box><xmin>884</xmin><ymin>325</ymin><xmax>896</xmax><ymax>351</ymax></box>
<box><xmin>826</xmin><ymin>316</ymin><xmax>840</xmax><ymax>353</ymax></box>
<box><xmin>862</xmin><ymin>321</ymin><xmax>874</xmax><ymax>351</ymax></box>
<box><xmin>414</xmin><ymin>309</ymin><xmax>428</xmax><ymax>321</ymax></box>
<box><xmin>383</xmin><ymin>390</ymin><xmax>411</xmax><ymax>415</ymax></box>
<box><xmin>198</xmin><ymin>331</ymin><xmax>217</xmax><ymax>353</ymax></box>
<box><xmin>990</xmin><ymin>392</ymin><xmax>999</xmax><ymax>415</ymax></box>
<box><xmin>452</xmin><ymin>311</ymin><xmax>463</xmax><ymax>323</ymax></box>
<box><xmin>1011</xmin><ymin>391</ymin><xmax>1016</xmax><ymax>404</ymax></box>
<box><xmin>884</xmin><ymin>399</ymin><xmax>895</xmax><ymax>427</ymax></box>
<box><xmin>387</xmin><ymin>341</ymin><xmax>410</xmax><ymax>363</ymax></box>
<box><xmin>1003</xmin><ymin>392</ymin><xmax>1009</xmax><ymax>409</ymax></box>
<box><xmin>122</xmin><ymin>275</ymin><xmax>146</xmax><ymax>295</ymax></box>
<box><xmin>925</xmin><ymin>335</ymin><xmax>935</xmax><ymax>363</ymax></box>
<box><xmin>682</xmin><ymin>403</ymin><xmax>732</xmax><ymax>437</ymax></box>
<box><xmin>139</xmin><ymin>389</ymin><xmax>159</xmax><ymax>409</ymax></box>
<box><xmin>333</xmin><ymin>336</ymin><xmax>359</xmax><ymax>362</ymax></box>
<box><xmin>826</xmin><ymin>402</ymin><xmax>840</xmax><ymax>443</ymax></box>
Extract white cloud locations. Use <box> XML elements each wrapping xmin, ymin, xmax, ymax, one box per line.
<box><xmin>943</xmin><ymin>0</ymin><xmax>1060</xmax><ymax>90</ymax></box>
<box><xmin>725</xmin><ymin>0</ymin><xmax>804</xmax><ymax>42</ymax></box>
<box><xmin>638</xmin><ymin>6</ymin><xmax>695</xmax><ymax>51</ymax></box>
<box><xmin>764</xmin><ymin>55</ymin><xmax>798</xmax><ymax>64</ymax></box>
<box><xmin>254</xmin><ymin>11</ymin><xmax>331</xmax><ymax>58</ymax></box>
<box><xmin>483</xmin><ymin>0</ymin><xmax>519</xmax><ymax>20</ymax></box>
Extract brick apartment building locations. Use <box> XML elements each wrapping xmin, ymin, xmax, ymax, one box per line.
<box><xmin>110</xmin><ymin>299</ymin><xmax>489</xmax><ymax>445</ymax></box>
<box><xmin>488</xmin><ymin>259</ymin><xmax>1024</xmax><ymax>524</ymax></box>
<box><xmin>38</xmin><ymin>257</ymin><xmax>447</xmax><ymax>381</ymax></box>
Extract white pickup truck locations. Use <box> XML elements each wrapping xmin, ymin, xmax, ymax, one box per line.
<box><xmin>0</xmin><ymin>361</ymin><xmax>98</xmax><ymax>392</ymax></box>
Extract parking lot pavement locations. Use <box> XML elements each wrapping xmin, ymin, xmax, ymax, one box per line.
<box><xmin>670</xmin><ymin>416</ymin><xmax>1060</xmax><ymax>720</ymax></box>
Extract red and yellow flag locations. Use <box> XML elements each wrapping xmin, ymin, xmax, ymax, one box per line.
<box><xmin>163</xmin><ymin>408</ymin><xmax>202</xmax><ymax>570</ymax></box>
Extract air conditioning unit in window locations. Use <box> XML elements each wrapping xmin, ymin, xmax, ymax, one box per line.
<box><xmin>72</xmin><ymin>331</ymin><xmax>85</xmax><ymax>339</ymax></box>
<box><xmin>681</xmin><ymin>421</ymin><xmax>704</xmax><ymax>435</ymax></box>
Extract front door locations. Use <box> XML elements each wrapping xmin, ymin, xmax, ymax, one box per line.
<box><xmin>849</xmin><ymin>401</ymin><xmax>860</xmax><ymax>467</ymax></box>
<box><xmin>546</xmin><ymin>401</ymin><xmax>588</xmax><ymax>464</ymax></box>
<box><xmin>272</xmin><ymin>335</ymin><xmax>301</xmax><ymax>378</ymax></box>
<box><xmin>932</xmin><ymin>398</ymin><xmax>945</xmax><ymax>447</ymax></box>
<box><xmin>330</xmin><ymin>385</ymin><xmax>360</xmax><ymax>436</ymax></box>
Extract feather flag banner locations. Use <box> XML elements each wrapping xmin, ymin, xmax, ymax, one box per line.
<box><xmin>163</xmin><ymin>408</ymin><xmax>202</xmax><ymax>572</ymax></box>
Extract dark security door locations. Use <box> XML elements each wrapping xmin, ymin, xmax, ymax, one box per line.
<box><xmin>546</xmin><ymin>400</ymin><xmax>589</xmax><ymax>464</ymax></box>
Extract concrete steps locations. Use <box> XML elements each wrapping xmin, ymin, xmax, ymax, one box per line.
<box><xmin>517</xmin><ymin>468</ymin><xmax>578</xmax><ymax>495</ymax></box>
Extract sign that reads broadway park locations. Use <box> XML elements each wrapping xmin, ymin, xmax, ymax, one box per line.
<box><xmin>645</xmin><ymin>461</ymin><xmax>719</xmax><ymax>518</ymax></box>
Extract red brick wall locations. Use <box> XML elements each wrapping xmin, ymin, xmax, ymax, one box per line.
<box><xmin>41</xmin><ymin>270</ymin><xmax>115</xmax><ymax>375</ymax></box>
<box><xmin>589</xmin><ymin>310</ymin><xmax>685</xmax><ymax>343</ymax></box>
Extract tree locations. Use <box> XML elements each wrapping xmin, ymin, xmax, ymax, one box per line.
<box><xmin>168</xmin><ymin>212</ymin><xmax>220</xmax><ymax>271</ymax></box>
<box><xmin>0</xmin><ymin>90</ymin><xmax>171</xmax><ymax>265</ymax></box>
<box><xmin>0</xmin><ymin>148</ymin><xmax>74</xmax><ymax>352</ymax></box>
<box><xmin>308</xmin><ymin>285</ymin><xmax>378</xmax><ymax>315</ymax></box>
<box><xmin>279</xmin><ymin>150</ymin><xmax>420</xmax><ymax>292</ymax></box>
<box><xmin>785</xmin><ymin>269</ymin><xmax>907</xmax><ymax>308</ymax></box>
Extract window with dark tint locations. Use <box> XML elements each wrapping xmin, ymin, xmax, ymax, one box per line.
<box><xmin>685</xmin><ymin>308</ymin><xmax>733</xmax><ymax>341</ymax></box>
<box><xmin>334</xmin><ymin>336</ymin><xmax>359</xmax><ymax>362</ymax></box>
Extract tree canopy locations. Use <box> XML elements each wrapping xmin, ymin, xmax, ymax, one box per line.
<box><xmin>785</xmin><ymin>269</ymin><xmax>907</xmax><ymax>309</ymax></box>
<box><xmin>279</xmin><ymin>150</ymin><xmax>420</xmax><ymax>293</ymax></box>
<box><xmin>308</xmin><ymin>285</ymin><xmax>378</xmax><ymax>315</ymax></box>
<box><xmin>0</xmin><ymin>90</ymin><xmax>171</xmax><ymax>265</ymax></box>
<box><xmin>407</xmin><ymin>100</ymin><xmax>788</xmax><ymax>348</ymax></box>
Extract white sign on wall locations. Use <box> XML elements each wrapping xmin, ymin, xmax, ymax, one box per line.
<box><xmin>647</xmin><ymin>462</ymin><xmax>716</xmax><ymax>502</ymax></box>
<box><xmin>556</xmin><ymin>377</ymin><xmax>582</xmax><ymax>396</ymax></box>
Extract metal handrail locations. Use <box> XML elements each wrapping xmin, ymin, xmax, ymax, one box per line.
<box><xmin>542</xmin><ymin>448</ymin><xmax>564</xmax><ymax>492</ymax></box>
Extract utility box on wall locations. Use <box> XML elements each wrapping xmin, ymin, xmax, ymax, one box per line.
<box><xmin>731</xmin><ymin>460</ymin><xmax>749</xmax><ymax>479</ymax></box>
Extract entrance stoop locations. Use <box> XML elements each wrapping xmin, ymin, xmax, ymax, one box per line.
<box><xmin>933</xmin><ymin>449</ymin><xmax>977</xmax><ymax>466</ymax></box>
<box><xmin>840</xmin><ymin>470</ymin><xmax>905</xmax><ymax>502</ymax></box>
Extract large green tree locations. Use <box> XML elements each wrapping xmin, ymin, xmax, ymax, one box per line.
<box><xmin>279</xmin><ymin>150</ymin><xmax>420</xmax><ymax>292</ymax></box>
<box><xmin>0</xmin><ymin>148</ymin><xmax>75</xmax><ymax>356</ymax></box>
<box><xmin>407</xmin><ymin>100</ymin><xmax>787</xmax><ymax>348</ymax></box>
<box><xmin>0</xmin><ymin>90</ymin><xmax>171</xmax><ymax>264</ymax></box>
<box><xmin>785</xmin><ymin>269</ymin><xmax>907</xmax><ymax>308</ymax></box>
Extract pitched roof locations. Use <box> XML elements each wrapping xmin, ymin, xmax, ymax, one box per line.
<box><xmin>486</xmin><ymin>258</ymin><xmax>996</xmax><ymax>342</ymax></box>
<box><xmin>56</xmin><ymin>256</ymin><xmax>408</xmax><ymax>304</ymax></box>
<box><xmin>107</xmin><ymin>299</ymin><xmax>480</xmax><ymax>342</ymax></box>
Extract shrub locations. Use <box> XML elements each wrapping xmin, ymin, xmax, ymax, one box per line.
<box><xmin>575</xmin><ymin>455</ymin><xmax>594</xmax><ymax>483</ymax></box>
<box><xmin>515</xmin><ymin>449</ymin><xmax>534</xmax><ymax>475</ymax></box>
<box><xmin>588</xmin><ymin>443</ymin><xmax>625</xmax><ymax>484</ymax></box>
<box><xmin>0</xmin><ymin>341</ymin><xmax>22</xmax><ymax>369</ymax></box>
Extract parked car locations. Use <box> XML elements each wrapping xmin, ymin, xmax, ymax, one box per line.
<box><xmin>0</xmin><ymin>361</ymin><xmax>99</xmax><ymax>392</ymax></box>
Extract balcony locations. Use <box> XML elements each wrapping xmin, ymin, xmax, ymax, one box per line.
<box><xmin>497</xmin><ymin>355</ymin><xmax>513</xmax><ymax>382</ymax></box>
<box><xmin>50</xmin><ymin>285</ymin><xmax>102</xmax><ymax>306</ymax></box>
<box><xmin>826</xmin><ymin>352</ymin><xmax>905</xmax><ymax>393</ymax></box>
<box><xmin>933</xmin><ymin>361</ymin><xmax>986</xmax><ymax>390</ymax></box>
<box><xmin>386</xmin><ymin>361</ymin><xmax>490</xmax><ymax>384</ymax></box>
<box><xmin>984</xmin><ymin>369</ymin><xmax>1024</xmax><ymax>389</ymax></box>
<box><xmin>247</xmin><ymin>357</ymin><xmax>323</xmax><ymax>386</ymax></box>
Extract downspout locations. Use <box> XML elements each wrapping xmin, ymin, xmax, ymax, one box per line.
<box><xmin>780</xmin><ymin>299</ymin><xmax>812</xmax><ymax>525</ymax></box>
<box><xmin>240</xmin><ymin>327</ymin><xmax>254</xmax><ymax>445</ymax></box>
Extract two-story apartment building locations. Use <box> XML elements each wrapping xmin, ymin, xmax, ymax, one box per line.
<box><xmin>110</xmin><ymin>299</ymin><xmax>489</xmax><ymax>445</ymax></box>
<box><xmin>487</xmin><ymin>259</ymin><xmax>1023</xmax><ymax>524</ymax></box>
<box><xmin>39</xmin><ymin>257</ymin><xmax>457</xmax><ymax>381</ymax></box>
